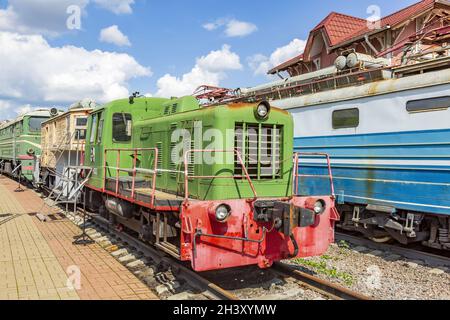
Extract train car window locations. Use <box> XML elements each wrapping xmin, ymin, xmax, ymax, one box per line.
<box><xmin>406</xmin><ymin>96</ymin><xmax>450</xmax><ymax>113</ymax></box>
<box><xmin>74</xmin><ymin>116</ymin><xmax>88</xmax><ymax>140</ymax></box>
<box><xmin>75</xmin><ymin>129</ymin><xmax>86</xmax><ymax>140</ymax></box>
<box><xmin>76</xmin><ymin>117</ymin><xmax>88</xmax><ymax>126</ymax></box>
<box><xmin>29</xmin><ymin>117</ymin><xmax>47</xmax><ymax>132</ymax></box>
<box><xmin>112</xmin><ymin>113</ymin><xmax>132</xmax><ymax>142</ymax></box>
<box><xmin>97</xmin><ymin>116</ymin><xmax>104</xmax><ymax>143</ymax></box>
<box><xmin>332</xmin><ymin>108</ymin><xmax>359</xmax><ymax>129</ymax></box>
<box><xmin>90</xmin><ymin>114</ymin><xmax>98</xmax><ymax>143</ymax></box>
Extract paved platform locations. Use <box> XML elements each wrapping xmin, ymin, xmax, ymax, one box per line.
<box><xmin>0</xmin><ymin>176</ymin><xmax>158</xmax><ymax>300</ymax></box>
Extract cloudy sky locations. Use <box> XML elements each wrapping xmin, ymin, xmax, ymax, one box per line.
<box><xmin>0</xmin><ymin>0</ymin><xmax>418</xmax><ymax>120</ymax></box>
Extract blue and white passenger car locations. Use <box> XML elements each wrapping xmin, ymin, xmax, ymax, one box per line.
<box><xmin>240</xmin><ymin>57</ymin><xmax>450</xmax><ymax>250</ymax></box>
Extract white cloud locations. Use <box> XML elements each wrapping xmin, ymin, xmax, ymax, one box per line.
<box><xmin>16</xmin><ymin>104</ymin><xmax>33</xmax><ymax>116</ymax></box>
<box><xmin>203</xmin><ymin>18</ymin><xmax>257</xmax><ymax>38</ymax></box>
<box><xmin>0</xmin><ymin>100</ymin><xmax>13</xmax><ymax>112</ymax></box>
<box><xmin>248</xmin><ymin>39</ymin><xmax>307</xmax><ymax>75</ymax></box>
<box><xmin>225</xmin><ymin>20</ymin><xmax>258</xmax><ymax>37</ymax></box>
<box><xmin>248</xmin><ymin>54</ymin><xmax>271</xmax><ymax>76</ymax></box>
<box><xmin>100</xmin><ymin>25</ymin><xmax>131</xmax><ymax>47</ymax></box>
<box><xmin>156</xmin><ymin>45</ymin><xmax>242</xmax><ymax>97</ymax></box>
<box><xmin>203</xmin><ymin>23</ymin><xmax>219</xmax><ymax>31</ymax></box>
<box><xmin>0</xmin><ymin>100</ymin><xmax>37</xmax><ymax>119</ymax></box>
<box><xmin>196</xmin><ymin>45</ymin><xmax>242</xmax><ymax>72</ymax></box>
<box><xmin>0</xmin><ymin>31</ymin><xmax>151</xmax><ymax>113</ymax></box>
<box><xmin>0</xmin><ymin>0</ymin><xmax>134</xmax><ymax>37</ymax></box>
<box><xmin>93</xmin><ymin>0</ymin><xmax>135</xmax><ymax>15</ymax></box>
<box><xmin>0</xmin><ymin>0</ymin><xmax>89</xmax><ymax>36</ymax></box>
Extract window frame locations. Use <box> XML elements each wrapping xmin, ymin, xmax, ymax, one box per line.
<box><xmin>28</xmin><ymin>117</ymin><xmax>47</xmax><ymax>133</ymax></box>
<box><xmin>75</xmin><ymin>116</ymin><xmax>88</xmax><ymax>127</ymax></box>
<box><xmin>112</xmin><ymin>113</ymin><xmax>132</xmax><ymax>143</ymax></box>
<box><xmin>89</xmin><ymin>114</ymin><xmax>98</xmax><ymax>144</ymax></box>
<box><xmin>74</xmin><ymin>116</ymin><xmax>88</xmax><ymax>141</ymax></box>
<box><xmin>332</xmin><ymin>108</ymin><xmax>360</xmax><ymax>130</ymax></box>
<box><xmin>406</xmin><ymin>96</ymin><xmax>450</xmax><ymax>113</ymax></box>
<box><xmin>97</xmin><ymin>116</ymin><xmax>104</xmax><ymax>144</ymax></box>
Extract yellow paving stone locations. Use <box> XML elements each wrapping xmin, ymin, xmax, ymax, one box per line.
<box><xmin>0</xmin><ymin>184</ymin><xmax>79</xmax><ymax>301</ymax></box>
<box><xmin>1</xmin><ymin>181</ymin><xmax>156</xmax><ymax>301</ymax></box>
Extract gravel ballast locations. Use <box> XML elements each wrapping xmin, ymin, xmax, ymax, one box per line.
<box><xmin>284</xmin><ymin>242</ymin><xmax>450</xmax><ymax>300</ymax></box>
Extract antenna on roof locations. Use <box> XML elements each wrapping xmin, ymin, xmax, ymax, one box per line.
<box><xmin>129</xmin><ymin>91</ymin><xmax>142</xmax><ymax>104</ymax></box>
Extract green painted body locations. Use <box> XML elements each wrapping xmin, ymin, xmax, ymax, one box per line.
<box><xmin>85</xmin><ymin>96</ymin><xmax>294</xmax><ymax>200</ymax></box>
<box><xmin>0</xmin><ymin>111</ymin><xmax>51</xmax><ymax>181</ymax></box>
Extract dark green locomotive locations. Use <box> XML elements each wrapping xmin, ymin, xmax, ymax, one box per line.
<box><xmin>0</xmin><ymin>109</ymin><xmax>55</xmax><ymax>183</ymax></box>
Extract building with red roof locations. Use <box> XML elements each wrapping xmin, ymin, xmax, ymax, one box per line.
<box><xmin>269</xmin><ymin>0</ymin><xmax>450</xmax><ymax>77</ymax></box>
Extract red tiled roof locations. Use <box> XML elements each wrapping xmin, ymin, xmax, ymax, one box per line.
<box><xmin>268</xmin><ymin>12</ymin><xmax>366</xmax><ymax>74</ymax></box>
<box><xmin>336</xmin><ymin>0</ymin><xmax>437</xmax><ymax>46</ymax></box>
<box><xmin>269</xmin><ymin>0</ymin><xmax>443</xmax><ymax>74</ymax></box>
<box><xmin>382</xmin><ymin>0</ymin><xmax>435</xmax><ymax>27</ymax></box>
<box><xmin>311</xmin><ymin>12</ymin><xmax>367</xmax><ymax>47</ymax></box>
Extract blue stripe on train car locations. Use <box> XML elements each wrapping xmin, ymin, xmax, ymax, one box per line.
<box><xmin>295</xmin><ymin>128</ymin><xmax>450</xmax><ymax>216</ymax></box>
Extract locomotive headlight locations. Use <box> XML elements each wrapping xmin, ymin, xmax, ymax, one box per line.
<box><xmin>215</xmin><ymin>204</ymin><xmax>231</xmax><ymax>222</ymax></box>
<box><xmin>255</xmin><ymin>101</ymin><xmax>271</xmax><ymax>119</ymax></box>
<box><xmin>313</xmin><ymin>200</ymin><xmax>326</xmax><ymax>215</ymax></box>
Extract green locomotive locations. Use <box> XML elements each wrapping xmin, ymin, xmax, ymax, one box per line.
<box><xmin>83</xmin><ymin>95</ymin><xmax>338</xmax><ymax>271</ymax></box>
<box><xmin>0</xmin><ymin>109</ymin><xmax>56</xmax><ymax>183</ymax></box>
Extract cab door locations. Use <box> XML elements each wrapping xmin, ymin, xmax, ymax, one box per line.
<box><xmin>86</xmin><ymin>110</ymin><xmax>105</xmax><ymax>189</ymax></box>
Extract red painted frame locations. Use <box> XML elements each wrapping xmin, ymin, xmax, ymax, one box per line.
<box><xmin>293</xmin><ymin>152</ymin><xmax>335</xmax><ymax>197</ymax></box>
<box><xmin>103</xmin><ymin>148</ymin><xmax>159</xmax><ymax>209</ymax></box>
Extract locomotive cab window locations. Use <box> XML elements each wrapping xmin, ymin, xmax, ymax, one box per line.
<box><xmin>112</xmin><ymin>113</ymin><xmax>132</xmax><ymax>142</ymax></box>
<box><xmin>97</xmin><ymin>113</ymin><xmax>104</xmax><ymax>143</ymax></box>
<box><xmin>406</xmin><ymin>96</ymin><xmax>450</xmax><ymax>113</ymax></box>
<box><xmin>89</xmin><ymin>114</ymin><xmax>98</xmax><ymax>143</ymax></box>
<box><xmin>332</xmin><ymin>108</ymin><xmax>359</xmax><ymax>129</ymax></box>
<box><xmin>29</xmin><ymin>117</ymin><xmax>47</xmax><ymax>132</ymax></box>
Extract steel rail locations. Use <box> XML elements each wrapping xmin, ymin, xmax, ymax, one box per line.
<box><xmin>336</xmin><ymin>232</ymin><xmax>450</xmax><ymax>267</ymax></box>
<box><xmin>272</xmin><ymin>262</ymin><xmax>372</xmax><ymax>300</ymax></box>
<box><xmin>85</xmin><ymin>212</ymin><xmax>239</xmax><ymax>301</ymax></box>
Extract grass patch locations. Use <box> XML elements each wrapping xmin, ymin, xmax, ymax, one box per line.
<box><xmin>337</xmin><ymin>240</ymin><xmax>350</xmax><ymax>249</ymax></box>
<box><xmin>293</xmin><ymin>258</ymin><xmax>354</xmax><ymax>286</ymax></box>
<box><xmin>336</xmin><ymin>240</ymin><xmax>352</xmax><ymax>256</ymax></box>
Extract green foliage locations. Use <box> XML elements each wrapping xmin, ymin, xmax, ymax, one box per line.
<box><xmin>293</xmin><ymin>257</ymin><xmax>354</xmax><ymax>286</ymax></box>
<box><xmin>337</xmin><ymin>240</ymin><xmax>350</xmax><ymax>249</ymax></box>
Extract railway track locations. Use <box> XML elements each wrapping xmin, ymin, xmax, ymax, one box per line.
<box><xmin>57</xmin><ymin>207</ymin><xmax>369</xmax><ymax>301</ymax></box>
<box><xmin>336</xmin><ymin>232</ymin><xmax>450</xmax><ymax>268</ymax></box>
<box><xmin>3</xmin><ymin>178</ymin><xmax>371</xmax><ymax>301</ymax></box>
<box><xmin>272</xmin><ymin>262</ymin><xmax>371</xmax><ymax>300</ymax></box>
<box><xmin>75</xmin><ymin>211</ymin><xmax>239</xmax><ymax>300</ymax></box>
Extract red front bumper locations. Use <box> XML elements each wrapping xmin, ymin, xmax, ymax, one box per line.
<box><xmin>180</xmin><ymin>196</ymin><xmax>339</xmax><ymax>272</ymax></box>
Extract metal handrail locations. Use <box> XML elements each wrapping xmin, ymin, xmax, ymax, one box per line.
<box><xmin>293</xmin><ymin>152</ymin><xmax>335</xmax><ymax>197</ymax></box>
<box><xmin>183</xmin><ymin>149</ymin><xmax>258</xmax><ymax>201</ymax></box>
<box><xmin>104</xmin><ymin>148</ymin><xmax>159</xmax><ymax>208</ymax></box>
